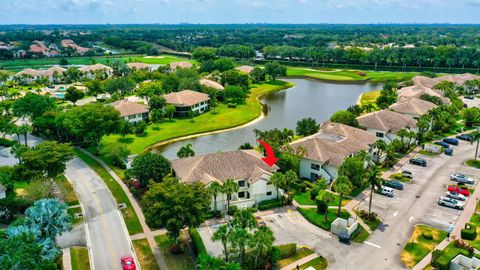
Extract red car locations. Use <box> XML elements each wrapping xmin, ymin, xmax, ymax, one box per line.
<box><xmin>255</xmin><ymin>216</ymin><xmax>267</xmax><ymax>227</ymax></box>
<box><xmin>121</xmin><ymin>256</ymin><xmax>136</xmax><ymax>270</ymax></box>
<box><xmin>448</xmin><ymin>186</ymin><xmax>470</xmax><ymax>197</ymax></box>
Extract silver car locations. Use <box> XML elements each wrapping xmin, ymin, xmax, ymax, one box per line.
<box><xmin>450</xmin><ymin>173</ymin><xmax>474</xmax><ymax>184</ymax></box>
<box><xmin>438</xmin><ymin>196</ymin><xmax>464</xmax><ymax>210</ymax></box>
<box><xmin>446</xmin><ymin>191</ymin><xmax>467</xmax><ymax>201</ymax></box>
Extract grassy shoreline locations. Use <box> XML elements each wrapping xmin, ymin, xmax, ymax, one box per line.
<box><xmin>287</xmin><ymin>67</ymin><xmax>419</xmax><ymax>83</ymax></box>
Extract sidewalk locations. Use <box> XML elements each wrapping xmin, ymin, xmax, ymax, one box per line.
<box><xmin>79</xmin><ymin>149</ymin><xmax>169</xmax><ymax>270</ymax></box>
<box><xmin>62</xmin><ymin>248</ymin><xmax>72</xmax><ymax>270</ymax></box>
<box><xmin>281</xmin><ymin>253</ymin><xmax>319</xmax><ymax>270</ymax></box>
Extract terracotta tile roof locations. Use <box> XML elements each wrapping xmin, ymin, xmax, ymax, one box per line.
<box><xmin>413</xmin><ymin>74</ymin><xmax>480</xmax><ymax>88</ymax></box>
<box><xmin>398</xmin><ymin>85</ymin><xmax>450</xmax><ymax>104</ymax></box>
<box><xmin>357</xmin><ymin>109</ymin><xmax>417</xmax><ymax>134</ymax></box>
<box><xmin>79</xmin><ymin>63</ymin><xmax>113</xmax><ymax>73</ymax></box>
<box><xmin>16</xmin><ymin>68</ymin><xmax>43</xmax><ymax>77</ymax></box>
<box><xmin>171</xmin><ymin>150</ymin><xmax>279</xmax><ymax>185</ymax></box>
<box><xmin>109</xmin><ymin>100</ymin><xmax>149</xmax><ymax>117</ymax></box>
<box><xmin>200</xmin><ymin>79</ymin><xmax>224</xmax><ymax>90</ymax></box>
<box><xmin>43</xmin><ymin>66</ymin><xmax>66</xmax><ymax>76</ymax></box>
<box><xmin>170</xmin><ymin>61</ymin><xmax>193</xmax><ymax>70</ymax></box>
<box><xmin>127</xmin><ymin>62</ymin><xmax>151</xmax><ymax>70</ymax></box>
<box><xmin>164</xmin><ymin>90</ymin><xmax>210</xmax><ymax>107</ymax></box>
<box><xmin>290</xmin><ymin>122</ymin><xmax>377</xmax><ymax>167</ymax></box>
<box><xmin>235</xmin><ymin>65</ymin><xmax>254</xmax><ymax>74</ymax></box>
<box><xmin>389</xmin><ymin>98</ymin><xmax>437</xmax><ymax>116</ymax></box>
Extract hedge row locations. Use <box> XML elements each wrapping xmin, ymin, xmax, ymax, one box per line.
<box><xmin>258</xmin><ymin>198</ymin><xmax>284</xmax><ymax>211</ymax></box>
<box><xmin>461</xmin><ymin>223</ymin><xmax>477</xmax><ymax>241</ymax></box>
<box><xmin>189</xmin><ymin>228</ymin><xmax>207</xmax><ymax>256</ymax></box>
<box><xmin>276</xmin><ymin>243</ymin><xmax>297</xmax><ymax>259</ymax></box>
<box><xmin>0</xmin><ymin>138</ymin><xmax>15</xmax><ymax>147</ymax></box>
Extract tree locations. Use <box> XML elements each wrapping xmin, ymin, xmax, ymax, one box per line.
<box><xmin>137</xmin><ymin>81</ymin><xmax>163</xmax><ymax>102</ymax></box>
<box><xmin>207</xmin><ymin>182</ymin><xmax>223</xmax><ymax>214</ymax></box>
<box><xmin>23</xmin><ymin>198</ymin><xmax>71</xmax><ymax>240</ymax></box>
<box><xmin>374</xmin><ymin>139</ymin><xmax>387</xmax><ymax>164</ymax></box>
<box><xmin>269</xmin><ymin>172</ymin><xmax>285</xmax><ymax>200</ymax></box>
<box><xmin>283</xmin><ymin>170</ymin><xmax>298</xmax><ymax>204</ymax></box>
<box><xmin>128</xmin><ymin>152</ymin><xmax>171</xmax><ymax>187</ymax></box>
<box><xmin>142</xmin><ymin>177</ymin><xmax>210</xmax><ymax>248</ymax></box>
<box><xmin>104</xmin><ymin>77</ymin><xmax>136</xmax><ymax>97</ymax></box>
<box><xmin>0</xmin><ymin>233</ymin><xmax>58</xmax><ymax>269</ymax></box>
<box><xmin>16</xmin><ymin>124</ymin><xmax>32</xmax><ymax>146</ymax></box>
<box><xmin>64</xmin><ymin>86</ymin><xmax>84</xmax><ymax>106</ymax></box>
<box><xmin>462</xmin><ymin>107</ymin><xmax>480</xmax><ymax>127</ymax></box>
<box><xmin>101</xmin><ymin>145</ymin><xmax>130</xmax><ymax>167</ymax></box>
<box><xmin>119</xmin><ymin>120</ymin><xmax>132</xmax><ymax>140</ymax></box>
<box><xmin>317</xmin><ymin>191</ymin><xmax>335</xmax><ymax>220</ymax></box>
<box><xmin>220</xmin><ymin>70</ymin><xmax>249</xmax><ymax>89</ymax></box>
<box><xmin>21</xmin><ymin>141</ymin><xmax>74</xmax><ymax>181</ymax></box>
<box><xmin>148</xmin><ymin>95</ymin><xmax>167</xmax><ymax>111</ymax></box>
<box><xmin>265</xmin><ymin>62</ymin><xmax>287</xmax><ymax>81</ymax></box>
<box><xmin>165</xmin><ymin>105</ymin><xmax>176</xmax><ymax>120</ymax></box>
<box><xmin>250</xmin><ymin>67</ymin><xmax>266</xmax><ymax>84</ymax></box>
<box><xmin>212</xmin><ymin>224</ymin><xmax>231</xmax><ymax>261</ymax></box>
<box><xmin>367</xmin><ymin>166</ymin><xmax>382</xmax><ymax>215</ymax></box>
<box><xmin>177</xmin><ymin>143</ymin><xmax>195</xmax><ymax>158</ymax></box>
<box><xmin>223</xmin><ymin>179</ymin><xmax>239</xmax><ymax>214</ymax></box>
<box><xmin>12</xmin><ymin>93</ymin><xmax>56</xmax><ymax>119</ymax></box>
<box><xmin>192</xmin><ymin>47</ymin><xmax>217</xmax><ymax>61</ymax></box>
<box><xmin>333</xmin><ymin>176</ymin><xmax>353</xmax><ymax>217</ymax></box>
<box><xmin>196</xmin><ymin>253</ymin><xmax>241</xmax><ymax>270</ymax></box>
<box><xmin>85</xmin><ymin>79</ymin><xmax>104</xmax><ymax>98</ymax></box>
<box><xmin>330</xmin><ymin>110</ymin><xmax>359</xmax><ymax>127</ymax></box>
<box><xmin>337</xmin><ymin>156</ymin><xmax>366</xmax><ymax>188</ymax></box>
<box><xmin>296</xmin><ymin>117</ymin><xmax>320</xmax><ymax>136</ymax></box>
<box><xmin>224</xmin><ymin>85</ymin><xmax>247</xmax><ymax>104</ymax></box>
<box><xmin>24</xmin><ymin>178</ymin><xmax>57</xmax><ymax>201</ymax></box>
<box><xmin>133</xmin><ymin>121</ymin><xmax>147</xmax><ymax>135</ymax></box>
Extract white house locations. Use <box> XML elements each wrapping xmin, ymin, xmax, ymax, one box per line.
<box><xmin>110</xmin><ymin>100</ymin><xmax>149</xmax><ymax>123</ymax></box>
<box><xmin>357</xmin><ymin>109</ymin><xmax>418</xmax><ymax>144</ymax></box>
<box><xmin>164</xmin><ymin>90</ymin><xmax>210</xmax><ymax>116</ymax></box>
<box><xmin>78</xmin><ymin>63</ymin><xmax>113</xmax><ymax>79</ymax></box>
<box><xmin>388</xmin><ymin>98</ymin><xmax>437</xmax><ymax>120</ymax></box>
<box><xmin>127</xmin><ymin>62</ymin><xmax>153</xmax><ymax>72</ymax></box>
<box><xmin>15</xmin><ymin>66</ymin><xmax>66</xmax><ymax>84</ymax></box>
<box><xmin>171</xmin><ymin>150</ymin><xmax>280</xmax><ymax>211</ymax></box>
<box><xmin>450</xmin><ymin>254</ymin><xmax>480</xmax><ymax>270</ymax></box>
<box><xmin>290</xmin><ymin>122</ymin><xmax>379</xmax><ymax>183</ymax></box>
<box><xmin>0</xmin><ymin>184</ymin><xmax>6</xmax><ymax>199</ymax></box>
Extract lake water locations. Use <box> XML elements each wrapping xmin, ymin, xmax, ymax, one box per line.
<box><xmin>155</xmin><ymin>78</ymin><xmax>383</xmax><ymax>159</ymax></box>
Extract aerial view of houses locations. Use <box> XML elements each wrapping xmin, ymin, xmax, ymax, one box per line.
<box><xmin>2</xmin><ymin>2</ymin><xmax>480</xmax><ymax>270</ymax></box>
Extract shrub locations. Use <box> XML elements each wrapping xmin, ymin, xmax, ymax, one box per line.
<box><xmin>357</xmin><ymin>71</ymin><xmax>367</xmax><ymax>77</ymax></box>
<box><xmin>431</xmin><ymin>249</ymin><xmax>444</xmax><ymax>267</ymax></box>
<box><xmin>310</xmin><ymin>189</ymin><xmax>319</xmax><ymax>200</ymax></box>
<box><xmin>0</xmin><ymin>138</ymin><xmax>15</xmax><ymax>147</ymax></box>
<box><xmin>189</xmin><ymin>228</ymin><xmax>207</xmax><ymax>256</ymax></box>
<box><xmin>422</xmin><ymin>232</ymin><xmax>433</xmax><ymax>241</ymax></box>
<box><xmin>228</xmin><ymin>205</ymin><xmax>238</xmax><ymax>215</ymax></box>
<box><xmin>227</xmin><ymin>103</ymin><xmax>237</xmax><ymax>108</ymax></box>
<box><xmin>258</xmin><ymin>198</ymin><xmax>284</xmax><ymax>211</ymax></box>
<box><xmin>297</xmin><ymin>183</ymin><xmax>307</xmax><ymax>193</ymax></box>
<box><xmin>359</xmin><ymin>210</ymin><xmax>378</xmax><ymax>221</ymax></box>
<box><xmin>453</xmin><ymin>240</ymin><xmax>474</xmax><ymax>255</ymax></box>
<box><xmin>461</xmin><ymin>223</ymin><xmax>477</xmax><ymax>240</ymax></box>
<box><xmin>204</xmin><ymin>210</ymin><xmax>223</xmax><ymax>219</ymax></box>
<box><xmin>302</xmin><ymin>180</ymin><xmax>316</xmax><ymax>189</ymax></box>
<box><xmin>276</xmin><ymin>243</ymin><xmax>297</xmax><ymax>259</ymax></box>
<box><xmin>316</xmin><ymin>199</ymin><xmax>327</xmax><ymax>215</ymax></box>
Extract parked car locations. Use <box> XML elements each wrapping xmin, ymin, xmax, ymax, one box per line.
<box><xmin>450</xmin><ymin>173</ymin><xmax>475</xmax><ymax>185</ymax></box>
<box><xmin>434</xmin><ymin>141</ymin><xmax>450</xmax><ymax>148</ymax></box>
<box><xmin>448</xmin><ymin>186</ymin><xmax>470</xmax><ymax>197</ymax></box>
<box><xmin>446</xmin><ymin>191</ymin><xmax>467</xmax><ymax>201</ymax></box>
<box><xmin>48</xmin><ymin>85</ymin><xmax>55</xmax><ymax>89</ymax></box>
<box><xmin>384</xmin><ymin>180</ymin><xmax>404</xmax><ymax>190</ymax></box>
<box><xmin>443</xmin><ymin>138</ymin><xmax>459</xmax><ymax>146</ymax></box>
<box><xmin>465</xmin><ymin>95</ymin><xmax>475</xmax><ymax>100</ymax></box>
<box><xmin>457</xmin><ymin>134</ymin><xmax>473</xmax><ymax>142</ymax></box>
<box><xmin>255</xmin><ymin>216</ymin><xmax>266</xmax><ymax>227</ymax></box>
<box><xmin>376</xmin><ymin>186</ymin><xmax>394</xmax><ymax>197</ymax></box>
<box><xmin>409</xmin><ymin>157</ymin><xmax>427</xmax><ymax>167</ymax></box>
<box><xmin>438</xmin><ymin>196</ymin><xmax>464</xmax><ymax>210</ymax></box>
<box><xmin>121</xmin><ymin>256</ymin><xmax>136</xmax><ymax>270</ymax></box>
<box><xmin>402</xmin><ymin>170</ymin><xmax>413</xmax><ymax>179</ymax></box>
<box><xmin>444</xmin><ymin>148</ymin><xmax>454</xmax><ymax>156</ymax></box>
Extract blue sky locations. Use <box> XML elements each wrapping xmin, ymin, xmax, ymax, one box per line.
<box><xmin>1</xmin><ymin>0</ymin><xmax>480</xmax><ymax>24</ymax></box>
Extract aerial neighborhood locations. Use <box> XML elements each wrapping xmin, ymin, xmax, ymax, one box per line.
<box><xmin>1</xmin><ymin>11</ymin><xmax>480</xmax><ymax>270</ymax></box>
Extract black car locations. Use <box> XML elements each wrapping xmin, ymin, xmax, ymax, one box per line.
<box><xmin>384</xmin><ymin>180</ymin><xmax>404</xmax><ymax>190</ymax></box>
<box><xmin>402</xmin><ymin>170</ymin><xmax>413</xmax><ymax>179</ymax></box>
<box><xmin>443</xmin><ymin>138</ymin><xmax>459</xmax><ymax>146</ymax></box>
<box><xmin>465</xmin><ymin>95</ymin><xmax>475</xmax><ymax>100</ymax></box>
<box><xmin>457</xmin><ymin>134</ymin><xmax>473</xmax><ymax>142</ymax></box>
<box><xmin>410</xmin><ymin>157</ymin><xmax>427</xmax><ymax>167</ymax></box>
<box><xmin>434</xmin><ymin>141</ymin><xmax>450</xmax><ymax>148</ymax></box>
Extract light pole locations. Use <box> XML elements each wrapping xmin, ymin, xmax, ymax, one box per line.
<box><xmin>475</xmin><ymin>127</ymin><xmax>480</xmax><ymax>160</ymax></box>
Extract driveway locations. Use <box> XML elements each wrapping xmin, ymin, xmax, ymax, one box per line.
<box><xmin>65</xmin><ymin>158</ymin><xmax>139</xmax><ymax>270</ymax></box>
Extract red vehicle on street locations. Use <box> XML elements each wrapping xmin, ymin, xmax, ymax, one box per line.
<box><xmin>448</xmin><ymin>185</ymin><xmax>470</xmax><ymax>197</ymax></box>
<box><xmin>121</xmin><ymin>256</ymin><xmax>136</xmax><ymax>270</ymax></box>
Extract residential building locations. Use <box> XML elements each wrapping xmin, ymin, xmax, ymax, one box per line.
<box><xmin>61</xmin><ymin>39</ymin><xmax>90</xmax><ymax>54</ymax></box>
<box><xmin>127</xmin><ymin>62</ymin><xmax>153</xmax><ymax>72</ymax></box>
<box><xmin>290</xmin><ymin>122</ymin><xmax>378</xmax><ymax>182</ymax></box>
<box><xmin>357</xmin><ymin>109</ymin><xmax>418</xmax><ymax>143</ymax></box>
<box><xmin>413</xmin><ymin>74</ymin><xmax>480</xmax><ymax>89</ymax></box>
<box><xmin>0</xmin><ymin>184</ymin><xmax>6</xmax><ymax>199</ymax></box>
<box><xmin>200</xmin><ymin>78</ymin><xmax>224</xmax><ymax>90</ymax></box>
<box><xmin>164</xmin><ymin>90</ymin><xmax>210</xmax><ymax>116</ymax></box>
<box><xmin>235</xmin><ymin>65</ymin><xmax>255</xmax><ymax>74</ymax></box>
<box><xmin>15</xmin><ymin>66</ymin><xmax>66</xmax><ymax>84</ymax></box>
<box><xmin>398</xmin><ymin>84</ymin><xmax>450</xmax><ymax>104</ymax></box>
<box><xmin>388</xmin><ymin>98</ymin><xmax>437</xmax><ymax>120</ymax></box>
<box><xmin>79</xmin><ymin>63</ymin><xmax>113</xmax><ymax>79</ymax></box>
<box><xmin>171</xmin><ymin>150</ymin><xmax>280</xmax><ymax>211</ymax></box>
<box><xmin>110</xmin><ymin>100</ymin><xmax>149</xmax><ymax>123</ymax></box>
<box><xmin>450</xmin><ymin>254</ymin><xmax>480</xmax><ymax>270</ymax></box>
<box><xmin>169</xmin><ymin>61</ymin><xmax>193</xmax><ymax>71</ymax></box>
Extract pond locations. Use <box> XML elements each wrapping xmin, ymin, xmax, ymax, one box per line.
<box><xmin>154</xmin><ymin>78</ymin><xmax>383</xmax><ymax>159</ymax></box>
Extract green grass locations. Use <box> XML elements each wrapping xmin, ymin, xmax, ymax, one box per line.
<box><xmin>57</xmin><ymin>175</ymin><xmax>79</xmax><ymax>206</ymax></box>
<box><xmin>435</xmin><ymin>241</ymin><xmax>473</xmax><ymax>269</ymax></box>
<box><xmin>355</xmin><ymin>211</ymin><xmax>382</xmax><ymax>231</ymax></box>
<box><xmin>100</xmin><ymin>80</ymin><xmax>294</xmax><ymax>154</ymax></box>
<box><xmin>390</xmin><ymin>173</ymin><xmax>412</xmax><ymax>183</ymax></box>
<box><xmin>419</xmin><ymin>150</ymin><xmax>440</xmax><ymax>157</ymax></box>
<box><xmin>287</xmin><ymin>67</ymin><xmax>419</xmax><ymax>82</ymax></box>
<box><xmin>278</xmin><ymin>248</ymin><xmax>315</xmax><ymax>268</ymax></box>
<box><xmin>133</xmin><ymin>239</ymin><xmax>161</xmax><ymax>270</ymax></box>
<box><xmin>68</xmin><ymin>207</ymin><xmax>84</xmax><ymax>227</ymax></box>
<box><xmin>74</xmin><ymin>149</ymin><xmax>143</xmax><ymax>235</ymax></box>
<box><xmin>400</xmin><ymin>225</ymin><xmax>448</xmax><ymax>268</ymax></box>
<box><xmin>293</xmin><ymin>191</ymin><xmax>350</xmax><ymax>207</ymax></box>
<box><xmin>466</xmin><ymin>159</ymin><xmax>480</xmax><ymax>169</ymax></box>
<box><xmin>298</xmin><ymin>208</ymin><xmax>351</xmax><ymax>231</ymax></box>
<box><xmin>358</xmin><ymin>90</ymin><xmax>381</xmax><ymax>107</ymax></box>
<box><xmin>130</xmin><ymin>55</ymin><xmax>194</xmax><ymax>65</ymax></box>
<box><xmin>155</xmin><ymin>234</ymin><xmax>195</xmax><ymax>270</ymax></box>
<box><xmin>464</xmin><ymin>210</ymin><xmax>480</xmax><ymax>250</ymax></box>
<box><xmin>70</xmin><ymin>246</ymin><xmax>90</xmax><ymax>270</ymax></box>
<box><xmin>13</xmin><ymin>181</ymin><xmax>29</xmax><ymax>196</ymax></box>
<box><xmin>351</xmin><ymin>226</ymin><xmax>370</xmax><ymax>243</ymax></box>
<box><xmin>299</xmin><ymin>256</ymin><xmax>328</xmax><ymax>270</ymax></box>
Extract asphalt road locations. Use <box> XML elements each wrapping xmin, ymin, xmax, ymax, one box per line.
<box><xmin>65</xmin><ymin>157</ymin><xmax>138</xmax><ymax>270</ymax></box>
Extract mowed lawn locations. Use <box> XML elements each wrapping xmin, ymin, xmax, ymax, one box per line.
<box><xmin>133</xmin><ymin>239</ymin><xmax>160</xmax><ymax>270</ymax></box>
<box><xmin>100</xmin><ymin>80</ymin><xmax>294</xmax><ymax>154</ymax></box>
<box><xmin>155</xmin><ymin>234</ymin><xmax>195</xmax><ymax>270</ymax></box>
<box><xmin>358</xmin><ymin>90</ymin><xmax>381</xmax><ymax>106</ymax></box>
<box><xmin>294</xmin><ymin>190</ymin><xmax>351</xmax><ymax>207</ymax></box>
<box><xmin>400</xmin><ymin>225</ymin><xmax>447</xmax><ymax>268</ymax></box>
<box><xmin>287</xmin><ymin>67</ymin><xmax>418</xmax><ymax>82</ymax></box>
<box><xmin>70</xmin><ymin>246</ymin><xmax>91</xmax><ymax>270</ymax></box>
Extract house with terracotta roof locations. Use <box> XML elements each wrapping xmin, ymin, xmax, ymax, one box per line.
<box><xmin>79</xmin><ymin>64</ymin><xmax>113</xmax><ymax>79</ymax></box>
<box><xmin>413</xmin><ymin>74</ymin><xmax>480</xmax><ymax>89</ymax></box>
<box><xmin>398</xmin><ymin>85</ymin><xmax>450</xmax><ymax>104</ymax></box>
<box><xmin>164</xmin><ymin>90</ymin><xmax>210</xmax><ymax>116</ymax></box>
<box><xmin>169</xmin><ymin>61</ymin><xmax>193</xmax><ymax>71</ymax></box>
<box><xmin>61</xmin><ymin>39</ymin><xmax>90</xmax><ymax>55</ymax></box>
<box><xmin>389</xmin><ymin>98</ymin><xmax>437</xmax><ymax>120</ymax></box>
<box><xmin>127</xmin><ymin>62</ymin><xmax>153</xmax><ymax>72</ymax></box>
<box><xmin>171</xmin><ymin>150</ymin><xmax>280</xmax><ymax>211</ymax></box>
<box><xmin>16</xmin><ymin>66</ymin><xmax>66</xmax><ymax>84</ymax></box>
<box><xmin>200</xmin><ymin>78</ymin><xmax>224</xmax><ymax>90</ymax></box>
<box><xmin>110</xmin><ymin>100</ymin><xmax>149</xmax><ymax>123</ymax></box>
<box><xmin>235</xmin><ymin>65</ymin><xmax>255</xmax><ymax>74</ymax></box>
<box><xmin>290</xmin><ymin>122</ymin><xmax>379</xmax><ymax>182</ymax></box>
<box><xmin>357</xmin><ymin>109</ymin><xmax>418</xmax><ymax>144</ymax></box>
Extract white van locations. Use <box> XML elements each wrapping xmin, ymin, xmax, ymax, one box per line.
<box><xmin>376</xmin><ymin>186</ymin><xmax>394</xmax><ymax>197</ymax></box>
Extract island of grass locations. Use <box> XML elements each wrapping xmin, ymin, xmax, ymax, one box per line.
<box><xmin>400</xmin><ymin>225</ymin><xmax>447</xmax><ymax>268</ymax></box>
<box><xmin>287</xmin><ymin>67</ymin><xmax>419</xmax><ymax>83</ymax></box>
<box><xmin>70</xmin><ymin>246</ymin><xmax>91</xmax><ymax>270</ymax></box>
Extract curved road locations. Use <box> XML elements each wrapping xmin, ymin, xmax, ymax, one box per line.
<box><xmin>65</xmin><ymin>157</ymin><xmax>139</xmax><ymax>270</ymax></box>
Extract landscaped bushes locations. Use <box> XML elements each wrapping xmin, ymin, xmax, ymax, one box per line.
<box><xmin>461</xmin><ymin>223</ymin><xmax>477</xmax><ymax>240</ymax></box>
<box><xmin>433</xmin><ymin>240</ymin><xmax>474</xmax><ymax>270</ymax></box>
<box><xmin>0</xmin><ymin>138</ymin><xmax>15</xmax><ymax>147</ymax></box>
<box><xmin>228</xmin><ymin>205</ymin><xmax>238</xmax><ymax>215</ymax></box>
<box><xmin>258</xmin><ymin>198</ymin><xmax>284</xmax><ymax>211</ymax></box>
<box><xmin>189</xmin><ymin>228</ymin><xmax>207</xmax><ymax>256</ymax></box>
<box><xmin>422</xmin><ymin>232</ymin><xmax>433</xmax><ymax>241</ymax></box>
<box><xmin>276</xmin><ymin>243</ymin><xmax>297</xmax><ymax>259</ymax></box>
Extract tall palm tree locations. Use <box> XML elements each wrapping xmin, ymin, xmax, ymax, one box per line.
<box><xmin>269</xmin><ymin>172</ymin><xmax>285</xmax><ymax>200</ymax></box>
<box><xmin>223</xmin><ymin>179</ymin><xmax>239</xmax><ymax>214</ymax></box>
<box><xmin>367</xmin><ymin>166</ymin><xmax>382</xmax><ymax>215</ymax></box>
<box><xmin>250</xmin><ymin>226</ymin><xmax>275</xmax><ymax>269</ymax></box>
<box><xmin>231</xmin><ymin>209</ymin><xmax>257</xmax><ymax>230</ymax></box>
<box><xmin>374</xmin><ymin>139</ymin><xmax>387</xmax><ymax>164</ymax></box>
<box><xmin>207</xmin><ymin>181</ymin><xmax>223</xmax><ymax>214</ymax></box>
<box><xmin>17</xmin><ymin>124</ymin><xmax>32</xmax><ymax>146</ymax></box>
<box><xmin>212</xmin><ymin>224</ymin><xmax>231</xmax><ymax>261</ymax></box>
<box><xmin>333</xmin><ymin>176</ymin><xmax>353</xmax><ymax>217</ymax></box>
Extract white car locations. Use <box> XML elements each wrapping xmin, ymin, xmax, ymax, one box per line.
<box><xmin>438</xmin><ymin>196</ymin><xmax>464</xmax><ymax>210</ymax></box>
<box><xmin>376</xmin><ymin>186</ymin><xmax>394</xmax><ymax>197</ymax></box>
<box><xmin>450</xmin><ymin>173</ymin><xmax>474</xmax><ymax>185</ymax></box>
<box><xmin>446</xmin><ymin>191</ymin><xmax>467</xmax><ymax>201</ymax></box>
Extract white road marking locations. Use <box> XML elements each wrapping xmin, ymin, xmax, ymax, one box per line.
<box><xmin>364</xmin><ymin>241</ymin><xmax>381</xmax><ymax>249</ymax></box>
<box><xmin>284</xmin><ymin>213</ymin><xmax>296</xmax><ymax>224</ymax></box>
<box><xmin>207</xmin><ymin>226</ymin><xmax>213</xmax><ymax>234</ymax></box>
<box><xmin>272</xmin><ymin>215</ymin><xmax>285</xmax><ymax>229</ymax></box>
<box><xmin>409</xmin><ymin>216</ymin><xmax>414</xmax><ymax>222</ymax></box>
<box><xmin>393</xmin><ymin>211</ymin><xmax>398</xmax><ymax>217</ymax></box>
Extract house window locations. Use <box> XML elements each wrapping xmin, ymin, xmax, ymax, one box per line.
<box><xmin>376</xmin><ymin>132</ymin><xmax>384</xmax><ymax>138</ymax></box>
<box><xmin>311</xmin><ymin>163</ymin><xmax>320</xmax><ymax>171</ymax></box>
<box><xmin>267</xmin><ymin>191</ymin><xmax>272</xmax><ymax>196</ymax></box>
<box><xmin>238</xmin><ymin>180</ymin><xmax>245</xmax><ymax>187</ymax></box>
<box><xmin>238</xmin><ymin>191</ymin><xmax>245</xmax><ymax>198</ymax></box>
<box><xmin>310</xmin><ymin>173</ymin><xmax>319</xmax><ymax>180</ymax></box>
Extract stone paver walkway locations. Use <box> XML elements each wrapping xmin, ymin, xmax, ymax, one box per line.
<box><xmin>62</xmin><ymin>248</ymin><xmax>72</xmax><ymax>270</ymax></box>
<box><xmin>281</xmin><ymin>253</ymin><xmax>320</xmax><ymax>270</ymax></box>
<box><xmin>79</xmin><ymin>149</ymin><xmax>168</xmax><ymax>270</ymax></box>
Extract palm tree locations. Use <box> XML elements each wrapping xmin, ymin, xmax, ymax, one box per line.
<box><xmin>231</xmin><ymin>209</ymin><xmax>257</xmax><ymax>230</ymax></box>
<box><xmin>212</xmin><ymin>224</ymin><xmax>231</xmax><ymax>261</ymax></box>
<box><xmin>283</xmin><ymin>170</ymin><xmax>298</xmax><ymax>204</ymax></box>
<box><xmin>177</xmin><ymin>143</ymin><xmax>195</xmax><ymax>158</ymax></box>
<box><xmin>333</xmin><ymin>176</ymin><xmax>353</xmax><ymax>217</ymax></box>
<box><xmin>374</xmin><ymin>139</ymin><xmax>387</xmax><ymax>164</ymax></box>
<box><xmin>24</xmin><ymin>198</ymin><xmax>71</xmax><ymax>240</ymax></box>
<box><xmin>17</xmin><ymin>124</ymin><xmax>32</xmax><ymax>146</ymax></box>
<box><xmin>367</xmin><ymin>166</ymin><xmax>382</xmax><ymax>215</ymax></box>
<box><xmin>223</xmin><ymin>179</ymin><xmax>239</xmax><ymax>214</ymax></box>
<box><xmin>207</xmin><ymin>181</ymin><xmax>223</xmax><ymax>214</ymax></box>
<box><xmin>250</xmin><ymin>226</ymin><xmax>275</xmax><ymax>269</ymax></box>
<box><xmin>269</xmin><ymin>172</ymin><xmax>285</xmax><ymax>200</ymax></box>
<box><xmin>397</xmin><ymin>129</ymin><xmax>409</xmax><ymax>151</ymax></box>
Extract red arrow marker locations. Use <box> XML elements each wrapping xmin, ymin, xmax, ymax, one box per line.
<box><xmin>257</xmin><ymin>139</ymin><xmax>279</xmax><ymax>167</ymax></box>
